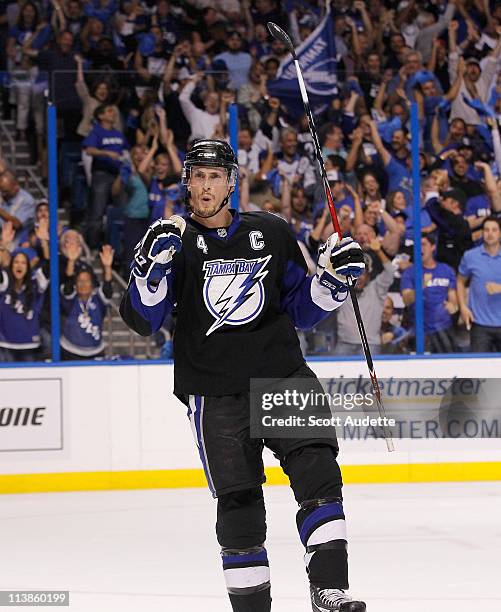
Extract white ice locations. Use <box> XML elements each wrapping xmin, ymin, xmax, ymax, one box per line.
<box><xmin>0</xmin><ymin>482</ymin><xmax>500</xmax><ymax>612</ymax></box>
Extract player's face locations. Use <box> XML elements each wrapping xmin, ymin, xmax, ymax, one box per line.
<box><xmin>189</xmin><ymin>166</ymin><xmax>231</xmax><ymax>218</ymax></box>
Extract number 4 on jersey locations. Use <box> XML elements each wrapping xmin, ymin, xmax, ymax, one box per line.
<box><xmin>197</xmin><ymin>235</ymin><xmax>208</xmax><ymax>254</ymax></box>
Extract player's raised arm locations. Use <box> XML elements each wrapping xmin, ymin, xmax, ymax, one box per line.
<box><xmin>120</xmin><ymin>217</ymin><xmax>185</xmax><ymax>336</ymax></box>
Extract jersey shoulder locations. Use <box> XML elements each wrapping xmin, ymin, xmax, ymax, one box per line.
<box><xmin>239</xmin><ymin>210</ymin><xmax>290</xmax><ymax>230</ymax></box>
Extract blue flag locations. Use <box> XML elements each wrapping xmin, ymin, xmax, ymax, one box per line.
<box><xmin>267</xmin><ymin>9</ymin><xmax>337</xmax><ymax>120</ymax></box>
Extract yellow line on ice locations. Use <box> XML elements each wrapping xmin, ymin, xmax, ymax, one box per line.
<box><xmin>0</xmin><ymin>462</ymin><xmax>500</xmax><ymax>494</ymax></box>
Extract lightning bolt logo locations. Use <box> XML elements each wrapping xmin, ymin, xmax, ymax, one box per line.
<box><xmin>204</xmin><ymin>255</ymin><xmax>272</xmax><ymax>336</ymax></box>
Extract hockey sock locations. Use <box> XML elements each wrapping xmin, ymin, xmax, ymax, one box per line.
<box><xmin>297</xmin><ymin>498</ymin><xmax>349</xmax><ymax>589</ymax></box>
<box><xmin>222</xmin><ymin>546</ymin><xmax>271</xmax><ymax>612</ymax></box>
<box><xmin>228</xmin><ymin>587</ymin><xmax>271</xmax><ymax>612</ymax></box>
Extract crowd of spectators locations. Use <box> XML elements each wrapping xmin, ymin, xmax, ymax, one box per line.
<box><xmin>1</xmin><ymin>0</ymin><xmax>501</xmax><ymax>362</ymax></box>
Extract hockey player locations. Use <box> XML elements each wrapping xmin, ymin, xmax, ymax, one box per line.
<box><xmin>120</xmin><ymin>139</ymin><xmax>367</xmax><ymax>611</ymax></box>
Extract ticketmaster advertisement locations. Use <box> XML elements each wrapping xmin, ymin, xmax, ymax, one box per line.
<box><xmin>250</xmin><ymin>377</ymin><xmax>501</xmax><ymax>440</ymax></box>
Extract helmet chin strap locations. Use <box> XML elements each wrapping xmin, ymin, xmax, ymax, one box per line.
<box><xmin>190</xmin><ymin>188</ymin><xmax>234</xmax><ymax>220</ymax></box>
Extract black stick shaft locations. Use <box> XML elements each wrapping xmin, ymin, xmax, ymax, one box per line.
<box><xmin>291</xmin><ymin>55</ymin><xmax>395</xmax><ymax>452</ymax></box>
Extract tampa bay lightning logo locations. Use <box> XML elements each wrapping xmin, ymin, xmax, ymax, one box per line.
<box><xmin>202</xmin><ymin>255</ymin><xmax>272</xmax><ymax>336</ymax></box>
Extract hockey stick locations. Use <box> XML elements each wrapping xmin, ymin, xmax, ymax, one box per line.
<box><xmin>267</xmin><ymin>22</ymin><xmax>394</xmax><ymax>452</ymax></box>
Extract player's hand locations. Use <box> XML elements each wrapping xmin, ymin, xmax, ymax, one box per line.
<box><xmin>132</xmin><ymin>216</ymin><xmax>186</xmax><ymax>283</ymax></box>
<box><xmin>316</xmin><ymin>236</ymin><xmax>365</xmax><ymax>296</ymax></box>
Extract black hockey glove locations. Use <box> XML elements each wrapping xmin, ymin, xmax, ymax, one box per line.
<box><xmin>132</xmin><ymin>216</ymin><xmax>185</xmax><ymax>283</ymax></box>
<box><xmin>316</xmin><ymin>236</ymin><xmax>365</xmax><ymax>297</ymax></box>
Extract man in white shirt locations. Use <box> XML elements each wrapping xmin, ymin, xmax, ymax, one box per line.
<box><xmin>179</xmin><ymin>74</ymin><xmax>221</xmax><ymax>141</ymax></box>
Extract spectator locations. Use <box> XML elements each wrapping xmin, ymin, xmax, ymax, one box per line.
<box><xmin>380</xmin><ymin>296</ymin><xmax>408</xmax><ymax>353</ymax></box>
<box><xmin>112</xmin><ymin>143</ymin><xmax>151</xmax><ymax>271</ymax></box>
<box><xmin>448</xmin><ymin>20</ymin><xmax>501</xmax><ymax>126</ymax></box>
<box><xmin>5</xmin><ymin>1</ymin><xmax>50</xmax><ymax>141</ymax></box>
<box><xmin>352</xmin><ymin>190</ymin><xmax>404</xmax><ymax>257</ymax></box>
<box><xmin>401</xmin><ymin>235</ymin><xmax>458</xmax><ymax>353</ymax></box>
<box><xmin>58</xmin><ymin>0</ymin><xmax>86</xmax><ymax>39</ymax></box>
<box><xmin>457</xmin><ymin>217</ymin><xmax>501</xmax><ymax>352</ymax></box>
<box><xmin>134</xmin><ymin>26</ymin><xmax>168</xmax><ymax>85</ymax></box>
<box><xmin>0</xmin><ymin>172</ymin><xmax>36</xmax><ymax>248</ymax></box>
<box><xmin>60</xmin><ymin>244</ymin><xmax>114</xmax><ymax>360</ymax></box>
<box><xmin>237</xmin><ymin>61</ymin><xmax>267</xmax><ymax>132</ymax></box>
<box><xmin>179</xmin><ymin>73</ymin><xmax>221</xmax><ymax>140</ymax></box>
<box><xmin>23</xmin><ymin>29</ymin><xmax>82</xmax><ymax>139</ymax></box>
<box><xmin>21</xmin><ymin>199</ymin><xmax>54</xmax><ymax>260</ymax></box>
<box><xmin>369</xmin><ymin>120</ymin><xmax>412</xmax><ymax>203</ymax></box>
<box><xmin>334</xmin><ymin>241</ymin><xmax>395</xmax><ymax>355</ymax></box>
<box><xmin>0</xmin><ymin>249</ymin><xmax>49</xmax><ymax>361</ymax></box>
<box><xmin>83</xmin><ymin>104</ymin><xmax>129</xmax><ymax>249</ymax></box>
<box><xmin>289</xmin><ymin>185</ymin><xmax>313</xmax><ymax>247</ymax></box>
<box><xmin>426</xmin><ymin>188</ymin><xmax>474</xmax><ymax>269</ymax></box>
<box><xmin>75</xmin><ymin>55</ymin><xmax>122</xmax><ymax>138</ymax></box>
<box><xmin>276</xmin><ymin>127</ymin><xmax>316</xmax><ymax>193</ymax></box>
<box><xmin>213</xmin><ymin>30</ymin><xmax>252</xmax><ymax>89</ymax></box>
<box><xmin>321</xmin><ymin>125</ymin><xmax>347</xmax><ymax>159</ymax></box>
<box><xmin>142</xmin><ymin>131</ymin><xmax>183</xmax><ymax>222</ymax></box>
<box><xmin>60</xmin><ymin>229</ymin><xmax>94</xmax><ymax>303</ymax></box>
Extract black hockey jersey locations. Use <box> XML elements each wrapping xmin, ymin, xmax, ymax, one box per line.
<box><xmin>120</xmin><ymin>210</ymin><xmax>343</xmax><ymax>395</ymax></box>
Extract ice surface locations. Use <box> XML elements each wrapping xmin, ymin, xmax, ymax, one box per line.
<box><xmin>0</xmin><ymin>482</ymin><xmax>500</xmax><ymax>612</ymax></box>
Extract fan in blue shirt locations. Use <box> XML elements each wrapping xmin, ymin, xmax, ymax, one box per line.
<box><xmin>401</xmin><ymin>235</ymin><xmax>458</xmax><ymax>353</ymax></box>
<box><xmin>82</xmin><ymin>107</ymin><xmax>128</xmax><ymax>176</ymax></box>
<box><xmin>83</xmin><ymin>104</ymin><xmax>128</xmax><ymax>249</ymax></box>
<box><xmin>458</xmin><ymin>217</ymin><xmax>501</xmax><ymax>352</ymax></box>
<box><xmin>60</xmin><ymin>245</ymin><xmax>114</xmax><ymax>360</ymax></box>
<box><xmin>0</xmin><ymin>250</ymin><xmax>49</xmax><ymax>361</ymax></box>
<box><xmin>369</xmin><ymin>120</ymin><xmax>413</xmax><ymax>204</ymax></box>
